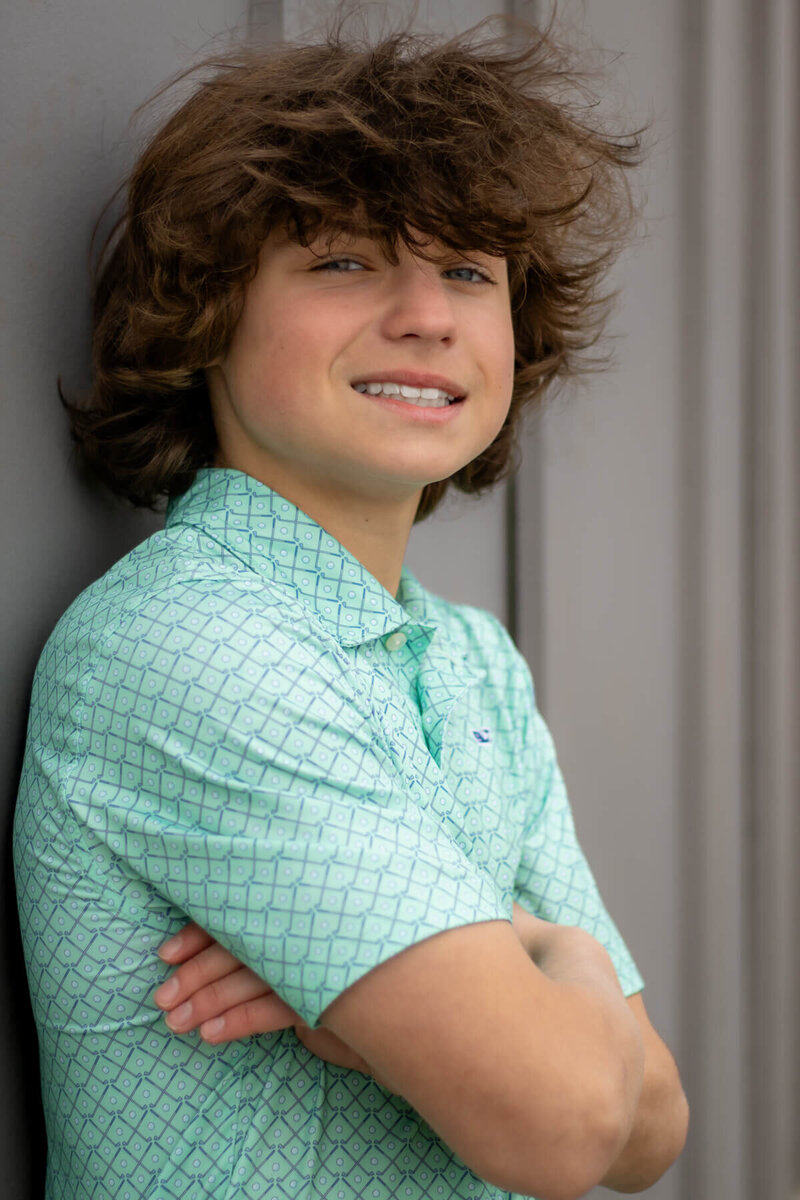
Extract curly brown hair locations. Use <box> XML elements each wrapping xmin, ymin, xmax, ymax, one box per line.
<box><xmin>65</xmin><ymin>12</ymin><xmax>643</xmax><ymax>519</ymax></box>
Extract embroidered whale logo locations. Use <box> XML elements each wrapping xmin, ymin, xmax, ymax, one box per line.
<box><xmin>472</xmin><ymin>729</ymin><xmax>491</xmax><ymax>744</ymax></box>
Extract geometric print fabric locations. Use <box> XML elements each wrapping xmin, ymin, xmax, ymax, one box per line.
<box><xmin>14</xmin><ymin>468</ymin><xmax>643</xmax><ymax>1200</ymax></box>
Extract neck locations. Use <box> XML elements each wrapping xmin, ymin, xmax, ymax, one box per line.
<box><xmin>312</xmin><ymin>493</ymin><xmax>418</xmax><ymax>597</ymax></box>
<box><xmin>217</xmin><ymin>458</ymin><xmax>420</xmax><ymax>596</ymax></box>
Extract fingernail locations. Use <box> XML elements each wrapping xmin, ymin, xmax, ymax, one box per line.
<box><xmin>154</xmin><ymin>977</ymin><xmax>179</xmax><ymax>1007</ymax></box>
<box><xmin>200</xmin><ymin>1017</ymin><xmax>225</xmax><ymax>1040</ymax></box>
<box><xmin>165</xmin><ymin>1000</ymin><xmax>192</xmax><ymax>1029</ymax></box>
<box><xmin>158</xmin><ymin>933</ymin><xmax>183</xmax><ymax>961</ymax></box>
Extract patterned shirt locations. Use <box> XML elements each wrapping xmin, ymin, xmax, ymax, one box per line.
<box><xmin>15</xmin><ymin>468</ymin><xmax>643</xmax><ymax>1200</ymax></box>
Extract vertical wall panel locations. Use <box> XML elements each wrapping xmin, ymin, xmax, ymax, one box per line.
<box><xmin>1</xmin><ymin>4</ymin><xmax>249</xmax><ymax>1195</ymax></box>
<box><xmin>690</xmin><ymin>2</ymin><xmax>751</xmax><ymax>1195</ymax></box>
<box><xmin>517</xmin><ymin>5</ymin><xmax>684</xmax><ymax>1198</ymax></box>
<box><xmin>745</xmin><ymin>0</ymin><xmax>800</xmax><ymax>1195</ymax></box>
<box><xmin>679</xmin><ymin>0</ymin><xmax>800</xmax><ymax>1196</ymax></box>
<box><xmin>250</xmin><ymin>0</ymin><xmax>283</xmax><ymax>36</ymax></box>
<box><xmin>514</xmin><ymin>3</ymin><xmax>799</xmax><ymax>1199</ymax></box>
<box><xmin>673</xmin><ymin>3</ymin><xmax>707</xmax><ymax>1195</ymax></box>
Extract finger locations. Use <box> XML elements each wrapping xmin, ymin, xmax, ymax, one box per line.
<box><xmin>154</xmin><ymin>941</ymin><xmax>243</xmax><ymax>1010</ymax></box>
<box><xmin>158</xmin><ymin>922</ymin><xmax>215</xmax><ymax>964</ymax></box>
<box><xmin>199</xmin><ymin>993</ymin><xmax>300</xmax><ymax>1043</ymax></box>
<box><xmin>163</xmin><ymin>966</ymin><xmax>273</xmax><ymax>1032</ymax></box>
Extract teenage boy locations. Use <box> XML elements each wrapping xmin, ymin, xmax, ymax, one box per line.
<box><xmin>15</xmin><ymin>21</ymin><xmax>688</xmax><ymax>1200</ymax></box>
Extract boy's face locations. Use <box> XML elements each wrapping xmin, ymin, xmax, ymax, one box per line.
<box><xmin>206</xmin><ymin>226</ymin><xmax>515</xmax><ymax>514</ymax></box>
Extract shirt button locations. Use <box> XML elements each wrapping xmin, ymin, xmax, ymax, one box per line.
<box><xmin>384</xmin><ymin>630</ymin><xmax>407</xmax><ymax>652</ymax></box>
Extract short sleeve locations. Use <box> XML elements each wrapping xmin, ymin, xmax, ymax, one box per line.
<box><xmin>513</xmin><ymin>673</ymin><xmax>644</xmax><ymax>998</ymax></box>
<box><xmin>67</xmin><ymin>581</ymin><xmax>507</xmax><ymax>1026</ymax></box>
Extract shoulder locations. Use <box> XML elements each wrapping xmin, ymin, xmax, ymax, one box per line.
<box><xmin>29</xmin><ymin>524</ymin><xmax>373</xmax><ymax>776</ymax></box>
<box><xmin>36</xmin><ymin>523</ymin><xmax>340</xmax><ymax>691</ymax></box>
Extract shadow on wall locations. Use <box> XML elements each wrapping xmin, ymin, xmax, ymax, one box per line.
<box><xmin>2</xmin><ymin>717</ymin><xmax>47</xmax><ymax>1198</ymax></box>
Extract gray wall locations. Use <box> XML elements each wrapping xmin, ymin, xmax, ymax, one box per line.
<box><xmin>511</xmin><ymin>5</ymin><xmax>799</xmax><ymax>1200</ymax></box>
<box><xmin>3</xmin><ymin>2</ymin><xmax>798</xmax><ymax>1199</ymax></box>
<box><xmin>517</xmin><ymin>4</ymin><xmax>684</xmax><ymax>1195</ymax></box>
<box><xmin>1</xmin><ymin>4</ymin><xmax>249</xmax><ymax>1194</ymax></box>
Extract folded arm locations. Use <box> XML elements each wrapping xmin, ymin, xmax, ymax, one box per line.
<box><xmin>320</xmin><ymin>916</ymin><xmax>643</xmax><ymax>1200</ymax></box>
<box><xmin>157</xmin><ymin>905</ymin><xmax>687</xmax><ymax>1200</ymax></box>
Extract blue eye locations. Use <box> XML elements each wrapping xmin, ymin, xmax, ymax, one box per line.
<box><xmin>445</xmin><ymin>266</ymin><xmax>492</xmax><ymax>284</ymax></box>
<box><xmin>313</xmin><ymin>258</ymin><xmax>365</xmax><ymax>272</ymax></box>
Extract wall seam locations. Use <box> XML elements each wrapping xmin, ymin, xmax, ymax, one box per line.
<box><xmin>676</xmin><ymin>0</ymin><xmax>707</xmax><ymax>1195</ymax></box>
<box><xmin>506</xmin><ymin>0</ymin><xmax>544</xmax><ymax>686</ymax></box>
<box><xmin>248</xmin><ymin>0</ymin><xmax>283</xmax><ymax>37</ymax></box>
<box><xmin>742</xmin><ymin>0</ymin><xmax>768</xmax><ymax>1194</ymax></box>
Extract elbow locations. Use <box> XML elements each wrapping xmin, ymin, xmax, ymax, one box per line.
<box><xmin>647</xmin><ymin>1090</ymin><xmax>690</xmax><ymax>1190</ymax></box>
<box><xmin>672</xmin><ymin>1089</ymin><xmax>691</xmax><ymax>1165</ymax></box>
<box><xmin>474</xmin><ymin>1074</ymin><xmax>638</xmax><ymax>1200</ymax></box>
<box><xmin>610</xmin><ymin>1084</ymin><xmax>690</xmax><ymax>1193</ymax></box>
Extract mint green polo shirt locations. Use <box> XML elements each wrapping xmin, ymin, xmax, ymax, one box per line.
<box><xmin>15</xmin><ymin>468</ymin><xmax>643</xmax><ymax>1200</ymax></box>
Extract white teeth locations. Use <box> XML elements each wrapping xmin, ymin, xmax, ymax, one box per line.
<box><xmin>352</xmin><ymin>381</ymin><xmax>457</xmax><ymax>407</ymax></box>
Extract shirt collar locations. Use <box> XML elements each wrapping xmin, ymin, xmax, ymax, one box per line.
<box><xmin>166</xmin><ymin>468</ymin><xmax>438</xmax><ymax>647</ymax></box>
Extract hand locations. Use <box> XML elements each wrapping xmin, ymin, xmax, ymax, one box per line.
<box><xmin>153</xmin><ymin>923</ymin><xmax>298</xmax><ymax>1040</ymax></box>
<box><xmin>153</xmin><ymin>923</ymin><xmax>377</xmax><ymax>1078</ymax></box>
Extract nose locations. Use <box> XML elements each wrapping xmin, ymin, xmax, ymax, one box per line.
<box><xmin>378</xmin><ymin>259</ymin><xmax>457</xmax><ymax>344</ymax></box>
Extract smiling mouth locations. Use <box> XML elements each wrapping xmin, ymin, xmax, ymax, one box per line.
<box><xmin>351</xmin><ymin>381</ymin><xmax>463</xmax><ymax>408</ymax></box>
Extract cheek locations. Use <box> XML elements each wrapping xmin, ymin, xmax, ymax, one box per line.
<box><xmin>485</xmin><ymin>323</ymin><xmax>516</xmax><ymax>405</ymax></box>
<box><xmin>229</xmin><ymin>324</ymin><xmax>303</xmax><ymax>411</ymax></box>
